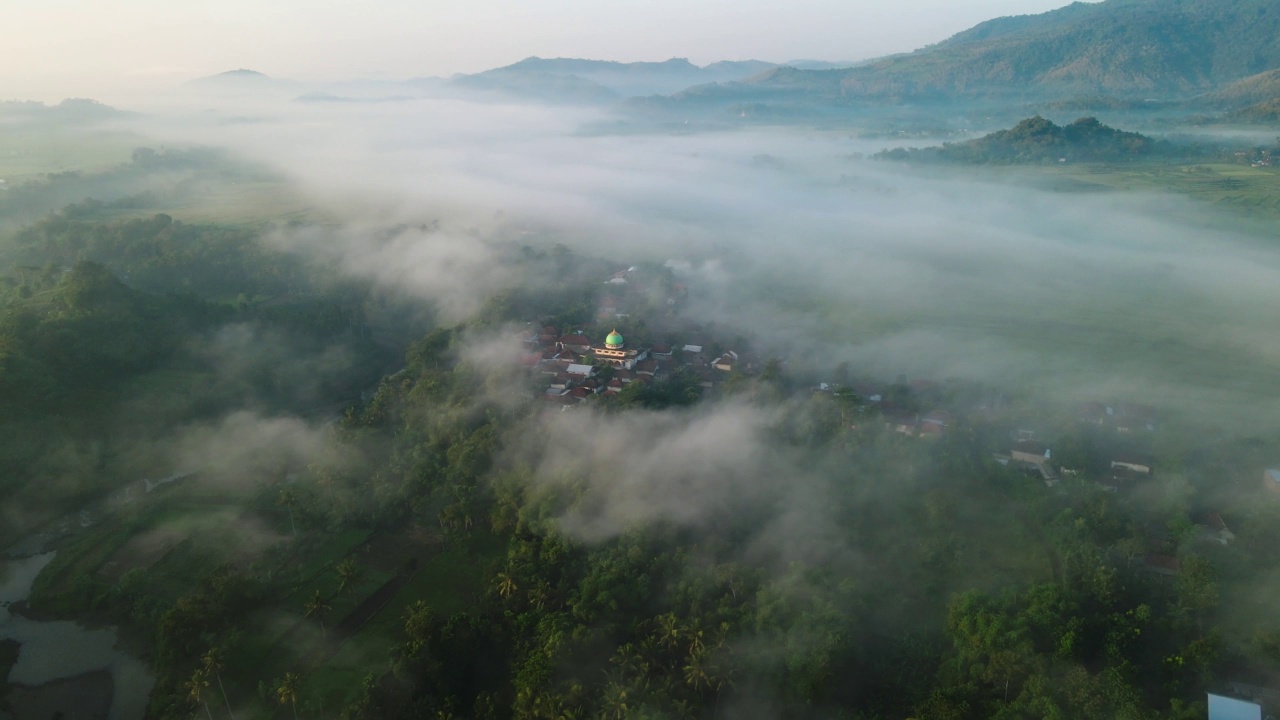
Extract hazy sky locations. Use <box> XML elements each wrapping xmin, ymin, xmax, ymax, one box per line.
<box><xmin>6</xmin><ymin>0</ymin><xmax>1086</xmax><ymax>99</ymax></box>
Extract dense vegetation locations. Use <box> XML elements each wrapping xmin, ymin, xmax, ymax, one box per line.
<box><xmin>89</xmin><ymin>288</ymin><xmax>1279</xmax><ymax>720</ymax></box>
<box><xmin>877</xmin><ymin>117</ymin><xmax>1169</xmax><ymax>164</ymax></box>
<box><xmin>0</xmin><ymin>199</ymin><xmax>394</xmax><ymax>546</ymax></box>
<box><xmin>5</xmin><ymin>135</ymin><xmax>1280</xmax><ymax>720</ymax></box>
<box><xmin>13</xmin><ymin>233</ymin><xmax>1272</xmax><ymax>720</ymax></box>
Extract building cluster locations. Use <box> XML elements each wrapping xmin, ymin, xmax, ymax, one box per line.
<box><xmin>517</xmin><ymin>325</ymin><xmax>752</xmax><ymax>407</ymax></box>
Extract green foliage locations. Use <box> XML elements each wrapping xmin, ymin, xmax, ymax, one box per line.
<box><xmin>880</xmin><ymin>116</ymin><xmax>1171</xmax><ymax>165</ymax></box>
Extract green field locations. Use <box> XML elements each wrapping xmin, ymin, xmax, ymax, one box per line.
<box><xmin>1023</xmin><ymin>161</ymin><xmax>1280</xmax><ymax>221</ymax></box>
<box><xmin>0</xmin><ymin>129</ymin><xmax>141</xmax><ymax>182</ymax></box>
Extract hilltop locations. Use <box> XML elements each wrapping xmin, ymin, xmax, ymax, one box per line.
<box><xmin>183</xmin><ymin>68</ymin><xmax>304</xmax><ymax>95</ymax></box>
<box><xmin>877</xmin><ymin>116</ymin><xmax>1165</xmax><ymax>164</ymax></box>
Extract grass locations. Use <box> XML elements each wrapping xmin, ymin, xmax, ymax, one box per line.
<box><xmin>0</xmin><ymin>128</ymin><xmax>140</xmax><ymax>182</ymax></box>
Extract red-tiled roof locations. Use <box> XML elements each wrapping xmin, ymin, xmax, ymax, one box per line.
<box><xmin>1144</xmin><ymin>554</ymin><xmax>1180</xmax><ymax>573</ymax></box>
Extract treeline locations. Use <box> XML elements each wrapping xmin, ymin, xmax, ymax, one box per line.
<box><xmin>9</xmin><ymin>208</ymin><xmax>311</xmax><ymax>299</ymax></box>
<box><xmin>878</xmin><ymin>116</ymin><xmax>1175</xmax><ymax>164</ymax></box>
<box><xmin>0</xmin><ymin>146</ymin><xmax>277</xmax><ymax>227</ymax></box>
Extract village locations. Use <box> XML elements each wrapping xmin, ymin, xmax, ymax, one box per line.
<box><xmin>510</xmin><ymin>262</ymin><xmax>1280</xmax><ymax>599</ymax></box>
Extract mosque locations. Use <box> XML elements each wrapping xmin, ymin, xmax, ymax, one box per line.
<box><xmin>592</xmin><ymin>329</ymin><xmax>648</xmax><ymax>370</ymax></box>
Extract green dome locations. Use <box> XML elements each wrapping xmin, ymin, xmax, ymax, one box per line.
<box><xmin>605</xmin><ymin>329</ymin><xmax>624</xmax><ymax>348</ymax></box>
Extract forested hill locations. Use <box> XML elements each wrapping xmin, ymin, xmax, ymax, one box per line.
<box><xmin>877</xmin><ymin>116</ymin><xmax>1163</xmax><ymax>164</ymax></box>
<box><xmin>849</xmin><ymin>0</ymin><xmax>1280</xmax><ymax>98</ymax></box>
<box><xmin>641</xmin><ymin>0</ymin><xmax>1280</xmax><ymax>112</ymax></box>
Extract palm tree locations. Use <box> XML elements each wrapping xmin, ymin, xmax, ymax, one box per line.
<box><xmin>495</xmin><ymin>571</ymin><xmax>517</xmax><ymax>599</ymax></box>
<box><xmin>599</xmin><ymin>682</ymin><xmax>630</xmax><ymax>720</ymax></box>
<box><xmin>278</xmin><ymin>487</ymin><xmax>298</xmax><ymax>536</ymax></box>
<box><xmin>335</xmin><ymin>558</ymin><xmax>360</xmax><ymax>595</ymax></box>
<box><xmin>186</xmin><ymin>668</ymin><xmax>214</xmax><ymax>720</ymax></box>
<box><xmin>304</xmin><ymin>590</ymin><xmax>331</xmax><ymax>632</ymax></box>
<box><xmin>683</xmin><ymin>649</ymin><xmax>712</xmax><ymax>693</ymax></box>
<box><xmin>276</xmin><ymin>672</ymin><xmax>301</xmax><ymax>720</ymax></box>
<box><xmin>202</xmin><ymin>647</ymin><xmax>236</xmax><ymax>720</ymax></box>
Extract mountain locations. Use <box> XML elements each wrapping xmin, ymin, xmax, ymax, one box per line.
<box><xmin>441</xmin><ymin>57</ymin><xmax>778</xmax><ymax>104</ymax></box>
<box><xmin>184</xmin><ymin>69</ymin><xmax>303</xmax><ymax>96</ymax></box>
<box><xmin>877</xmin><ymin>116</ymin><xmax>1164</xmax><ymax>164</ymax></box>
<box><xmin>640</xmin><ymin>0</ymin><xmax>1280</xmax><ymax>115</ymax></box>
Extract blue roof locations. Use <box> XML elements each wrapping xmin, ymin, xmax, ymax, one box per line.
<box><xmin>1267</xmin><ymin>469</ymin><xmax>1280</xmax><ymax>484</ymax></box>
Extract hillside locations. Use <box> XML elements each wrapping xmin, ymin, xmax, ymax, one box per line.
<box><xmin>1225</xmin><ymin>98</ymin><xmax>1280</xmax><ymax>124</ymax></box>
<box><xmin>1196</xmin><ymin>69</ymin><xmax>1280</xmax><ymax>109</ymax></box>
<box><xmin>639</xmin><ymin>0</ymin><xmax>1280</xmax><ymax>114</ymax></box>
<box><xmin>877</xmin><ymin>116</ymin><xmax>1164</xmax><ymax>164</ymax></box>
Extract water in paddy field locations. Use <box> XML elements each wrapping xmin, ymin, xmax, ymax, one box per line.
<box><xmin>0</xmin><ymin>552</ymin><xmax>155</xmax><ymax>720</ymax></box>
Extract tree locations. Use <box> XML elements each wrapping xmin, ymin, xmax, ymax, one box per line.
<box><xmin>278</xmin><ymin>487</ymin><xmax>298</xmax><ymax>536</ymax></box>
<box><xmin>1176</xmin><ymin>554</ymin><xmax>1219</xmax><ymax>615</ymax></box>
<box><xmin>186</xmin><ymin>668</ymin><xmax>214</xmax><ymax>720</ymax></box>
<box><xmin>336</xmin><ymin>558</ymin><xmax>360</xmax><ymax>595</ymax></box>
<box><xmin>495</xmin><ymin>570</ymin><xmax>518</xmax><ymax>599</ymax></box>
<box><xmin>276</xmin><ymin>672</ymin><xmax>301</xmax><ymax>720</ymax></box>
<box><xmin>304</xmin><ymin>590</ymin><xmax>331</xmax><ymax>632</ymax></box>
<box><xmin>202</xmin><ymin>646</ymin><xmax>236</xmax><ymax>720</ymax></box>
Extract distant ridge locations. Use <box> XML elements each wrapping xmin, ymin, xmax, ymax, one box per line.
<box><xmin>635</xmin><ymin>0</ymin><xmax>1280</xmax><ymax>115</ymax></box>
<box><xmin>440</xmin><ymin>56</ymin><xmax>778</xmax><ymax>104</ymax></box>
<box><xmin>0</xmin><ymin>98</ymin><xmax>131</xmax><ymax>124</ymax></box>
<box><xmin>186</xmin><ymin>68</ymin><xmax>273</xmax><ymax>84</ymax></box>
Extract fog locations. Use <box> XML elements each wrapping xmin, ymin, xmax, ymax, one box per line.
<box><xmin>4</xmin><ymin>74</ymin><xmax>1280</xmax><ymax>718</ymax></box>
<box><xmin>104</xmin><ymin>90</ymin><xmax>1280</xmax><ymax>432</ymax></box>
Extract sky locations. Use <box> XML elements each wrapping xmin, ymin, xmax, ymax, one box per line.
<box><xmin>4</xmin><ymin>0</ymin><xmax>1089</xmax><ymax>100</ymax></box>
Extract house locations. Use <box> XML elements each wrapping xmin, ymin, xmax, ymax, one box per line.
<box><xmin>884</xmin><ymin>413</ymin><xmax>918</xmax><ymax>436</ymax></box>
<box><xmin>922</xmin><ymin>410</ymin><xmax>952</xmax><ymax>428</ymax></box>
<box><xmin>1078</xmin><ymin>402</ymin><xmax>1108</xmax><ymax>425</ymax></box>
<box><xmin>1143</xmin><ymin>554</ymin><xmax>1180</xmax><ymax>576</ymax></box>
<box><xmin>634</xmin><ymin>359</ymin><xmax>659</xmax><ymax>376</ymax></box>
<box><xmin>1110</xmin><ymin>454</ymin><xmax>1152</xmax><ymax>475</ymax></box>
<box><xmin>1265</xmin><ymin>469</ymin><xmax>1280</xmax><ymax>493</ymax></box>
<box><xmin>1011</xmin><ymin>440</ymin><xmax>1051</xmax><ymax>466</ymax></box>
<box><xmin>1207</xmin><ymin>693</ymin><xmax>1262</xmax><ymax>720</ymax></box>
<box><xmin>557</xmin><ymin>334</ymin><xmax>592</xmax><ymax>354</ymax></box>
<box><xmin>1199</xmin><ymin>512</ymin><xmax>1235</xmax><ymax>546</ymax></box>
<box><xmin>565</xmin><ymin>363</ymin><xmax>596</xmax><ymax>377</ymax></box>
<box><xmin>682</xmin><ymin>344</ymin><xmax>703</xmax><ymax>354</ymax></box>
<box><xmin>853</xmin><ymin>383</ymin><xmax>883</xmax><ymax>403</ymax></box>
<box><xmin>651</xmin><ymin>344</ymin><xmax>672</xmax><ymax>358</ymax></box>
<box><xmin>712</xmin><ymin>351</ymin><xmax>738</xmax><ymax>372</ymax></box>
<box><xmin>918</xmin><ymin>422</ymin><xmax>944</xmax><ymax>439</ymax></box>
